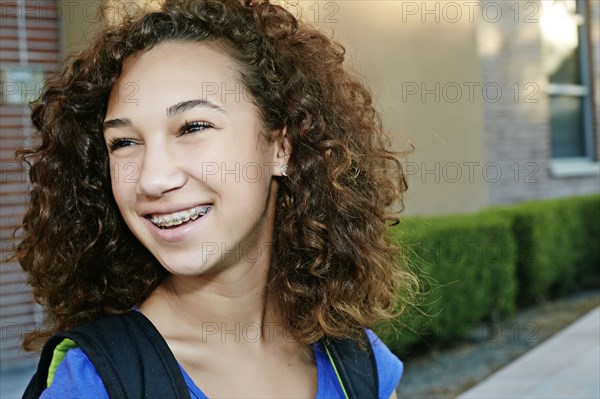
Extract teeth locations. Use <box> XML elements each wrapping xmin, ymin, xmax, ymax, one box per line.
<box><xmin>150</xmin><ymin>205</ymin><xmax>211</xmax><ymax>228</ymax></box>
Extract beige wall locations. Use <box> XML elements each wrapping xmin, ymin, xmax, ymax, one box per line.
<box><xmin>59</xmin><ymin>0</ymin><xmax>104</xmax><ymax>55</ymax></box>
<box><xmin>308</xmin><ymin>1</ymin><xmax>489</xmax><ymax>216</ymax></box>
<box><xmin>60</xmin><ymin>0</ymin><xmax>163</xmax><ymax>54</ymax></box>
<box><xmin>59</xmin><ymin>0</ymin><xmax>490</xmax><ymax>216</ymax></box>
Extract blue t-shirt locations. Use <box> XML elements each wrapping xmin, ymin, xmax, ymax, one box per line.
<box><xmin>39</xmin><ymin>329</ymin><xmax>402</xmax><ymax>398</ymax></box>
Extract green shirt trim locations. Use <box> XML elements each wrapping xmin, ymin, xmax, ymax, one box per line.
<box><xmin>47</xmin><ymin>338</ymin><xmax>78</xmax><ymax>388</ymax></box>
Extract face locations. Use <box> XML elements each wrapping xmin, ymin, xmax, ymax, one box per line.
<box><xmin>103</xmin><ymin>41</ymin><xmax>286</xmax><ymax>277</ymax></box>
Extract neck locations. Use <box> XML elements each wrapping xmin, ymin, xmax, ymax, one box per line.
<box><xmin>166</xmin><ymin>257</ymin><xmax>276</xmax><ymax>324</ymax></box>
<box><xmin>140</xmin><ymin>182</ymin><xmax>287</xmax><ymax>345</ymax></box>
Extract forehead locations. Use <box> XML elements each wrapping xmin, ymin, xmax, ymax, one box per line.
<box><xmin>107</xmin><ymin>41</ymin><xmax>242</xmax><ymax>116</ymax></box>
<box><xmin>122</xmin><ymin>40</ymin><xmax>238</xmax><ymax>82</ymax></box>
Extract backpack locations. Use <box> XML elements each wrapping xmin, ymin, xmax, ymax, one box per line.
<box><xmin>22</xmin><ymin>310</ymin><xmax>378</xmax><ymax>399</ymax></box>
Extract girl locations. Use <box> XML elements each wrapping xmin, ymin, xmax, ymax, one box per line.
<box><xmin>17</xmin><ymin>1</ymin><xmax>415</xmax><ymax>397</ymax></box>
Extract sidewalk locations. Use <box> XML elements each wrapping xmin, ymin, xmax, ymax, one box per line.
<box><xmin>459</xmin><ymin>306</ymin><xmax>600</xmax><ymax>399</ymax></box>
<box><xmin>0</xmin><ymin>361</ymin><xmax>36</xmax><ymax>399</ymax></box>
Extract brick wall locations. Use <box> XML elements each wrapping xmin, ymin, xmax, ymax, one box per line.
<box><xmin>1</xmin><ymin>0</ymin><xmax>61</xmax><ymax>367</ymax></box>
<box><xmin>591</xmin><ymin>0</ymin><xmax>600</xmax><ymax>158</ymax></box>
<box><xmin>477</xmin><ymin>0</ymin><xmax>599</xmax><ymax>205</ymax></box>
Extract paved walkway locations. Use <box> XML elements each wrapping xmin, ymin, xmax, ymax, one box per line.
<box><xmin>0</xmin><ymin>361</ymin><xmax>36</xmax><ymax>399</ymax></box>
<box><xmin>459</xmin><ymin>306</ymin><xmax>600</xmax><ymax>399</ymax></box>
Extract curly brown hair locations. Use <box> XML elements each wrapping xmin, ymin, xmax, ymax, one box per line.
<box><xmin>16</xmin><ymin>0</ymin><xmax>416</xmax><ymax>351</ymax></box>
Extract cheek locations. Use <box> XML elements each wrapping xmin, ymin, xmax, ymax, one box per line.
<box><xmin>223</xmin><ymin>163</ymin><xmax>274</xmax><ymax>215</ymax></box>
<box><xmin>109</xmin><ymin>160</ymin><xmax>134</xmax><ymax>209</ymax></box>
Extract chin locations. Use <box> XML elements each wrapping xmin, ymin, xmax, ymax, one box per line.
<box><xmin>162</xmin><ymin>264</ymin><xmax>211</xmax><ymax>278</ymax></box>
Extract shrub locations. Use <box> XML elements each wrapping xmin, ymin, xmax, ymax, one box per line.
<box><xmin>378</xmin><ymin>194</ymin><xmax>599</xmax><ymax>355</ymax></box>
<box><xmin>573</xmin><ymin>194</ymin><xmax>600</xmax><ymax>281</ymax></box>
<box><xmin>487</xmin><ymin>194</ymin><xmax>600</xmax><ymax>303</ymax></box>
<box><xmin>380</xmin><ymin>213</ymin><xmax>516</xmax><ymax>354</ymax></box>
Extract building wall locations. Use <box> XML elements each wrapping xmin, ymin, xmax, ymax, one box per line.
<box><xmin>0</xmin><ymin>0</ymin><xmax>103</xmax><ymax>369</ymax></box>
<box><xmin>311</xmin><ymin>1</ymin><xmax>490</xmax><ymax>216</ymax></box>
<box><xmin>478</xmin><ymin>0</ymin><xmax>599</xmax><ymax>205</ymax></box>
<box><xmin>0</xmin><ymin>0</ymin><xmax>62</xmax><ymax>367</ymax></box>
<box><xmin>60</xmin><ymin>0</ymin><xmax>103</xmax><ymax>54</ymax></box>
<box><xmin>591</xmin><ymin>0</ymin><xmax>600</xmax><ymax>158</ymax></box>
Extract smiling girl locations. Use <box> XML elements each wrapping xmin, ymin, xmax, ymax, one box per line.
<box><xmin>17</xmin><ymin>1</ymin><xmax>416</xmax><ymax>398</ymax></box>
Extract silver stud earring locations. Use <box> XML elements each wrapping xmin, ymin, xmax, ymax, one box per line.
<box><xmin>281</xmin><ymin>164</ymin><xmax>289</xmax><ymax>177</ymax></box>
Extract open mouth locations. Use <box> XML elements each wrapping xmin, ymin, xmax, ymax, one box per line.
<box><xmin>147</xmin><ymin>205</ymin><xmax>212</xmax><ymax>229</ymax></box>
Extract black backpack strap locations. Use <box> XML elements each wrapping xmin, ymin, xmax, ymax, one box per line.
<box><xmin>22</xmin><ymin>334</ymin><xmax>70</xmax><ymax>399</ymax></box>
<box><xmin>23</xmin><ymin>311</ymin><xmax>190</xmax><ymax>399</ymax></box>
<box><xmin>323</xmin><ymin>330</ymin><xmax>379</xmax><ymax>399</ymax></box>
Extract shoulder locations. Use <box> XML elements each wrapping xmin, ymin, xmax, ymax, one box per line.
<box><xmin>366</xmin><ymin>329</ymin><xmax>403</xmax><ymax>398</ymax></box>
<box><xmin>40</xmin><ymin>347</ymin><xmax>109</xmax><ymax>399</ymax></box>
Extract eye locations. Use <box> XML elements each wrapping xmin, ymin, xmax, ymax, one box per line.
<box><xmin>179</xmin><ymin>120</ymin><xmax>213</xmax><ymax>135</ymax></box>
<box><xmin>107</xmin><ymin>137</ymin><xmax>137</xmax><ymax>152</ymax></box>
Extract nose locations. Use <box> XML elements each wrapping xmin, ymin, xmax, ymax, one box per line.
<box><xmin>136</xmin><ymin>141</ymin><xmax>186</xmax><ymax>197</ymax></box>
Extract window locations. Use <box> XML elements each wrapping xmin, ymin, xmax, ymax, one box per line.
<box><xmin>541</xmin><ymin>0</ymin><xmax>595</xmax><ymax>163</ymax></box>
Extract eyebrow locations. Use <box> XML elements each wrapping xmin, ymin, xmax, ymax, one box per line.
<box><xmin>102</xmin><ymin>98</ymin><xmax>227</xmax><ymax>132</ymax></box>
<box><xmin>166</xmin><ymin>99</ymin><xmax>228</xmax><ymax>117</ymax></box>
<box><xmin>103</xmin><ymin>118</ymin><xmax>132</xmax><ymax>130</ymax></box>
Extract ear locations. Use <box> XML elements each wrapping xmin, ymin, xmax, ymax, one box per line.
<box><xmin>271</xmin><ymin>126</ymin><xmax>291</xmax><ymax>177</ymax></box>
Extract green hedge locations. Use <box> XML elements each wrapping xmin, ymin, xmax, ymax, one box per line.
<box><xmin>484</xmin><ymin>194</ymin><xmax>600</xmax><ymax>302</ymax></box>
<box><xmin>378</xmin><ymin>194</ymin><xmax>600</xmax><ymax>355</ymax></box>
<box><xmin>573</xmin><ymin>195</ymin><xmax>600</xmax><ymax>279</ymax></box>
<box><xmin>379</xmin><ymin>212</ymin><xmax>516</xmax><ymax>353</ymax></box>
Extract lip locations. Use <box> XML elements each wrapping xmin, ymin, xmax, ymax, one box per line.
<box><xmin>140</xmin><ymin>202</ymin><xmax>213</xmax><ymax>218</ymax></box>
<box><xmin>144</xmin><ymin>205</ymin><xmax>212</xmax><ymax>243</ymax></box>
